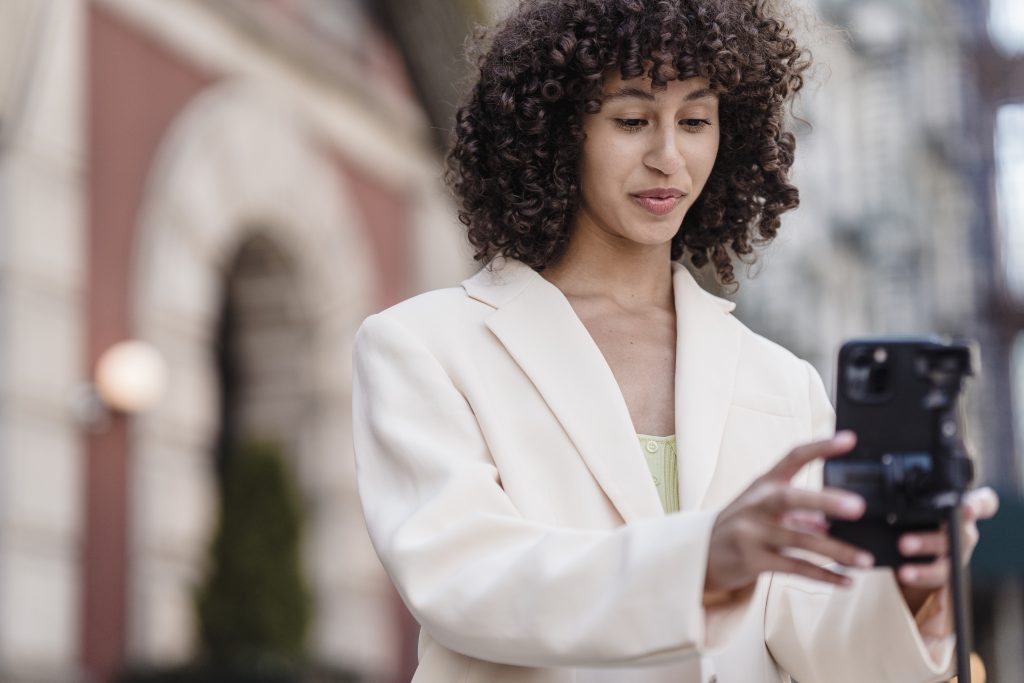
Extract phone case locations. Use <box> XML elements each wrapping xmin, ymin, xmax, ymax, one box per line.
<box><xmin>823</xmin><ymin>336</ymin><xmax>973</xmax><ymax>567</ymax></box>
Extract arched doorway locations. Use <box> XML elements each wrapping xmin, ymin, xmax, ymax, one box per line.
<box><xmin>127</xmin><ymin>80</ymin><xmax>396</xmax><ymax>678</ymax></box>
<box><xmin>213</xmin><ymin>232</ymin><xmax>308</xmax><ymax>479</ymax></box>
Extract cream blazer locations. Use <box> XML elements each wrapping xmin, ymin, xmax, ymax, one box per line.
<box><xmin>352</xmin><ymin>259</ymin><xmax>954</xmax><ymax>683</ymax></box>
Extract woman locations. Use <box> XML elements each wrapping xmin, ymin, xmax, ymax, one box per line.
<box><xmin>352</xmin><ymin>1</ymin><xmax>998</xmax><ymax>681</ymax></box>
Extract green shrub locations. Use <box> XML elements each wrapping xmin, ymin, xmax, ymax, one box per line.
<box><xmin>118</xmin><ymin>662</ymin><xmax>361</xmax><ymax>683</ymax></box>
<box><xmin>195</xmin><ymin>439</ymin><xmax>312</xmax><ymax>665</ymax></box>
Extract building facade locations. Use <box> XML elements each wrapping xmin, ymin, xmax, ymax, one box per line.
<box><xmin>733</xmin><ymin>0</ymin><xmax>1024</xmax><ymax>679</ymax></box>
<box><xmin>0</xmin><ymin>1</ymin><xmax>474</xmax><ymax>681</ymax></box>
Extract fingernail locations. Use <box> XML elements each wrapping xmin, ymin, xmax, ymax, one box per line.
<box><xmin>903</xmin><ymin>537</ymin><xmax>921</xmax><ymax>553</ymax></box>
<box><xmin>903</xmin><ymin>568</ymin><xmax>918</xmax><ymax>582</ymax></box>
<box><xmin>856</xmin><ymin>552</ymin><xmax>874</xmax><ymax>568</ymax></box>
<box><xmin>834</xmin><ymin>431</ymin><xmax>855</xmax><ymax>446</ymax></box>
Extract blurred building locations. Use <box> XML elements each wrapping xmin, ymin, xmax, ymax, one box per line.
<box><xmin>733</xmin><ymin>0</ymin><xmax>1024</xmax><ymax>679</ymax></box>
<box><xmin>0</xmin><ymin>0</ymin><xmax>477</xmax><ymax>682</ymax></box>
<box><xmin>734</xmin><ymin>0</ymin><xmax>986</xmax><ymax>458</ymax></box>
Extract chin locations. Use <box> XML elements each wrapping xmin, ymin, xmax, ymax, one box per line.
<box><xmin>624</xmin><ymin>232</ymin><xmax>677</xmax><ymax>249</ymax></box>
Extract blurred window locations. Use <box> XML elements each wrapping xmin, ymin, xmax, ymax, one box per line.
<box><xmin>1014</xmin><ymin>333</ymin><xmax>1024</xmax><ymax>484</ymax></box>
<box><xmin>995</xmin><ymin>103</ymin><xmax>1024</xmax><ymax>299</ymax></box>
<box><xmin>989</xmin><ymin>0</ymin><xmax>1024</xmax><ymax>56</ymax></box>
<box><xmin>230</xmin><ymin>0</ymin><xmax>371</xmax><ymax>53</ymax></box>
<box><xmin>301</xmin><ymin>0</ymin><xmax>370</xmax><ymax>50</ymax></box>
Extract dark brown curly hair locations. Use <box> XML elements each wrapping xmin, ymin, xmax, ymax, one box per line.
<box><xmin>446</xmin><ymin>0</ymin><xmax>811</xmax><ymax>285</ymax></box>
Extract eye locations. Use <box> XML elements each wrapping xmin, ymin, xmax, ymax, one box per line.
<box><xmin>681</xmin><ymin>118</ymin><xmax>713</xmax><ymax>132</ymax></box>
<box><xmin>613</xmin><ymin>118</ymin><xmax>647</xmax><ymax>133</ymax></box>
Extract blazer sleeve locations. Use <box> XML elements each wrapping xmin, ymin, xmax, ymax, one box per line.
<box><xmin>763</xmin><ymin>360</ymin><xmax>955</xmax><ymax>683</ymax></box>
<box><xmin>352</xmin><ymin>312</ymin><xmax>721</xmax><ymax>668</ymax></box>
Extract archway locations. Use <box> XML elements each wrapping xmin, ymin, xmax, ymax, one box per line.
<box><xmin>213</xmin><ymin>232</ymin><xmax>307</xmax><ymax>478</ymax></box>
<box><xmin>127</xmin><ymin>79</ymin><xmax>394</xmax><ymax>677</ymax></box>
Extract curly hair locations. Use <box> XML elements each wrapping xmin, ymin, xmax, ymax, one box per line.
<box><xmin>446</xmin><ymin>0</ymin><xmax>811</xmax><ymax>285</ymax></box>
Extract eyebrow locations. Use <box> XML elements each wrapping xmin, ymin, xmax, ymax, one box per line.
<box><xmin>602</xmin><ymin>86</ymin><xmax>717</xmax><ymax>103</ymax></box>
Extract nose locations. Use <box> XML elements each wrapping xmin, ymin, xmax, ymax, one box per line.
<box><xmin>643</xmin><ymin>127</ymin><xmax>685</xmax><ymax>176</ymax></box>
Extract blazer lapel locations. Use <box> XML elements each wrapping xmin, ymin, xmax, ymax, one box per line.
<box><xmin>462</xmin><ymin>259</ymin><xmax>741</xmax><ymax>520</ymax></box>
<box><xmin>464</xmin><ymin>260</ymin><xmax>665</xmax><ymax>523</ymax></box>
<box><xmin>671</xmin><ymin>264</ymin><xmax>740</xmax><ymax>510</ymax></box>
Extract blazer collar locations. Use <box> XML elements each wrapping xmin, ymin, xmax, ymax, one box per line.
<box><xmin>463</xmin><ymin>259</ymin><xmax>740</xmax><ymax>522</ymax></box>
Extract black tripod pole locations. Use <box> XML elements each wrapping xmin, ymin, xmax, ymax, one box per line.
<box><xmin>947</xmin><ymin>503</ymin><xmax>972</xmax><ymax>683</ymax></box>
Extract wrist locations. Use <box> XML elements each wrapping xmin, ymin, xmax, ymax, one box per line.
<box><xmin>703</xmin><ymin>587</ymin><xmax>735</xmax><ymax>608</ymax></box>
<box><xmin>900</xmin><ymin>582</ymin><xmax>941</xmax><ymax>618</ymax></box>
<box><xmin>703</xmin><ymin>580</ymin><xmax>754</xmax><ymax>608</ymax></box>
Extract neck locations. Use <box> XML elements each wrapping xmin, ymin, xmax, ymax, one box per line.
<box><xmin>541</xmin><ymin>223</ymin><xmax>675</xmax><ymax>312</ymax></box>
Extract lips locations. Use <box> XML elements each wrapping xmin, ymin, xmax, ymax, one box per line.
<box><xmin>631</xmin><ymin>188</ymin><xmax>686</xmax><ymax>216</ymax></box>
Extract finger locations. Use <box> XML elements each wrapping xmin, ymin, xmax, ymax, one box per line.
<box><xmin>963</xmin><ymin>522</ymin><xmax>979</xmax><ymax>554</ymax></box>
<box><xmin>762</xmin><ymin>551</ymin><xmax>853</xmax><ymax>587</ymax></box>
<box><xmin>898</xmin><ymin>559</ymin><xmax>950</xmax><ymax>590</ymax></box>
<box><xmin>767</xmin><ymin>431</ymin><xmax>856</xmax><ymax>482</ymax></box>
<box><xmin>768</xmin><ymin>525</ymin><xmax>874</xmax><ymax>569</ymax></box>
<box><xmin>781</xmin><ymin>510</ymin><xmax>828</xmax><ymax>535</ymax></box>
<box><xmin>758</xmin><ymin>484</ymin><xmax>865</xmax><ymax>521</ymax></box>
<box><xmin>964</xmin><ymin>487</ymin><xmax>999</xmax><ymax>521</ymax></box>
<box><xmin>899</xmin><ymin>531</ymin><xmax>949</xmax><ymax>558</ymax></box>
<box><xmin>899</xmin><ymin>524</ymin><xmax>978</xmax><ymax>564</ymax></box>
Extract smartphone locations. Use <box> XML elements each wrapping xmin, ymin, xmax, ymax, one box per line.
<box><xmin>823</xmin><ymin>337</ymin><xmax>975</xmax><ymax>567</ymax></box>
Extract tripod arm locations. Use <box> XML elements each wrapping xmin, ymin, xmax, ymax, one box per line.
<box><xmin>946</xmin><ymin>503</ymin><xmax>972</xmax><ymax>683</ymax></box>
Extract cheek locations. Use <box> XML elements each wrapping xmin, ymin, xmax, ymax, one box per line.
<box><xmin>701</xmin><ymin>136</ymin><xmax>721</xmax><ymax>168</ymax></box>
<box><xmin>692</xmin><ymin>138</ymin><xmax>720</xmax><ymax>180</ymax></box>
<box><xmin>579</xmin><ymin>136</ymin><xmax>629</xmax><ymax>192</ymax></box>
<box><xmin>575</xmin><ymin>154</ymin><xmax>599</xmax><ymax>212</ymax></box>
<box><xmin>589</xmin><ymin>140</ymin><xmax>634</xmax><ymax>185</ymax></box>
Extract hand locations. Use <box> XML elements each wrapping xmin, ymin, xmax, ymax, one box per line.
<box><xmin>896</xmin><ymin>487</ymin><xmax>1000</xmax><ymax>615</ymax></box>
<box><xmin>705</xmin><ymin>431</ymin><xmax>872</xmax><ymax>597</ymax></box>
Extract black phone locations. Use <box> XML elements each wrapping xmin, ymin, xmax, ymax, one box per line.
<box><xmin>823</xmin><ymin>337</ymin><xmax>975</xmax><ymax>567</ymax></box>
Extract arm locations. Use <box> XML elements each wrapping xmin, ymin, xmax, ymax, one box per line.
<box><xmin>763</xmin><ymin>360</ymin><xmax>955</xmax><ymax>683</ymax></box>
<box><xmin>352</xmin><ymin>313</ymin><xmax>718</xmax><ymax>667</ymax></box>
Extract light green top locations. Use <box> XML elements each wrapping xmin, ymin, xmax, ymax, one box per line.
<box><xmin>637</xmin><ymin>434</ymin><xmax>679</xmax><ymax>513</ymax></box>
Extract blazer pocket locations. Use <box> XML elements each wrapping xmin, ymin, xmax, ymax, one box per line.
<box><xmin>730</xmin><ymin>390</ymin><xmax>795</xmax><ymax>418</ymax></box>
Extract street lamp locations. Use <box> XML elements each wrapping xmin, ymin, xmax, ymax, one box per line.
<box><xmin>72</xmin><ymin>340</ymin><xmax>167</xmax><ymax>429</ymax></box>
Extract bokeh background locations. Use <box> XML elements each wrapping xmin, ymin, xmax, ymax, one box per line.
<box><xmin>0</xmin><ymin>0</ymin><xmax>1021</xmax><ymax>681</ymax></box>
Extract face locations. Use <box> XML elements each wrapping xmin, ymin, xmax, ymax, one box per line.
<box><xmin>574</xmin><ymin>72</ymin><xmax>720</xmax><ymax>251</ymax></box>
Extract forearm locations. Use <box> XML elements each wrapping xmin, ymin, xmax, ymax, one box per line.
<box><xmin>354</xmin><ymin>313</ymin><xmax>737</xmax><ymax>666</ymax></box>
<box><xmin>374</xmin><ymin>506</ymin><xmax>721</xmax><ymax>666</ymax></box>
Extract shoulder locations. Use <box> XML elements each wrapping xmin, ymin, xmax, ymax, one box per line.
<box><xmin>726</xmin><ymin>312</ymin><xmax>825</xmax><ymax>406</ymax></box>
<box><xmin>723</xmin><ymin>313</ymin><xmax>835</xmax><ymax>449</ymax></box>
<box><xmin>672</xmin><ymin>263</ymin><xmax>811</xmax><ymax>381</ymax></box>
<box><xmin>731</xmin><ymin>315</ymin><xmax>804</xmax><ymax>368</ymax></box>
<box><xmin>378</xmin><ymin>286</ymin><xmax>486</xmax><ymax>325</ymax></box>
<box><xmin>356</xmin><ymin>286</ymin><xmax>485</xmax><ymax>345</ymax></box>
<box><xmin>354</xmin><ymin>265</ymin><xmax>507</xmax><ymax>364</ymax></box>
<box><xmin>358</xmin><ymin>258</ymin><xmax>537</xmax><ymax>343</ymax></box>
